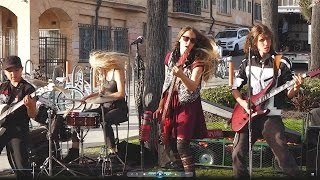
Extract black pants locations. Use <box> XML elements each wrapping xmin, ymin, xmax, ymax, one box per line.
<box><xmin>232</xmin><ymin>115</ymin><xmax>299</xmax><ymax>178</ymax></box>
<box><xmin>0</xmin><ymin>126</ymin><xmax>32</xmax><ymax>179</ymax></box>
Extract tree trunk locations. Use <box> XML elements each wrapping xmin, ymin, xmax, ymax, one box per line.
<box><xmin>144</xmin><ymin>0</ymin><xmax>168</xmax><ymax>111</ymax></box>
<box><xmin>261</xmin><ymin>0</ymin><xmax>279</xmax><ymax>51</ymax></box>
<box><xmin>144</xmin><ymin>0</ymin><xmax>169</xmax><ymax>167</ymax></box>
<box><xmin>310</xmin><ymin>3</ymin><xmax>320</xmax><ymax>70</ymax></box>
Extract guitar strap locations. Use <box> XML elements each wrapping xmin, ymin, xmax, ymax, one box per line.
<box><xmin>271</xmin><ymin>54</ymin><xmax>282</xmax><ymax>86</ymax></box>
<box><xmin>274</xmin><ymin>54</ymin><xmax>282</xmax><ymax>72</ymax></box>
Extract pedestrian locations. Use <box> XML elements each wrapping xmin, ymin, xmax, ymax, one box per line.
<box><xmin>231</xmin><ymin>23</ymin><xmax>303</xmax><ymax>178</ymax></box>
<box><xmin>153</xmin><ymin>26</ymin><xmax>219</xmax><ymax>177</ymax></box>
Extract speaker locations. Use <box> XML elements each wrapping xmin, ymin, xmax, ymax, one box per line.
<box><xmin>305</xmin><ymin>126</ymin><xmax>320</xmax><ymax>176</ymax></box>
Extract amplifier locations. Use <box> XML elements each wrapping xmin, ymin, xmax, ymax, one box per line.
<box><xmin>305</xmin><ymin>126</ymin><xmax>320</xmax><ymax>176</ymax></box>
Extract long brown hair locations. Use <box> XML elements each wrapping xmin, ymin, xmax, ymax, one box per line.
<box><xmin>173</xmin><ymin>26</ymin><xmax>219</xmax><ymax>83</ymax></box>
<box><xmin>243</xmin><ymin>23</ymin><xmax>274</xmax><ymax>55</ymax></box>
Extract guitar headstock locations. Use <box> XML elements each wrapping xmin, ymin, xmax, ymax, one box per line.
<box><xmin>307</xmin><ymin>68</ymin><xmax>320</xmax><ymax>78</ymax></box>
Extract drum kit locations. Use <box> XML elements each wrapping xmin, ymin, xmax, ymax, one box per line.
<box><xmin>28</xmin><ymin>79</ymin><xmax>125</xmax><ymax>178</ymax></box>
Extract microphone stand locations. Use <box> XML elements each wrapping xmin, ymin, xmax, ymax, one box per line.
<box><xmin>247</xmin><ymin>44</ymin><xmax>253</xmax><ymax>178</ymax></box>
<box><xmin>133</xmin><ymin>43</ymin><xmax>145</xmax><ymax>171</ymax></box>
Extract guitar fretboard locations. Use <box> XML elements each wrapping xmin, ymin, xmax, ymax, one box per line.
<box><xmin>256</xmin><ymin>73</ymin><xmax>307</xmax><ymax>105</ymax></box>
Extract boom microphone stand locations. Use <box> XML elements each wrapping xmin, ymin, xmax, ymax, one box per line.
<box><xmin>247</xmin><ymin>40</ymin><xmax>253</xmax><ymax>178</ymax></box>
<box><xmin>133</xmin><ymin>41</ymin><xmax>145</xmax><ymax>171</ymax></box>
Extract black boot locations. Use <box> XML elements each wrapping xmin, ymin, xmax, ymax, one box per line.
<box><xmin>62</xmin><ymin>148</ymin><xmax>79</xmax><ymax>163</ymax></box>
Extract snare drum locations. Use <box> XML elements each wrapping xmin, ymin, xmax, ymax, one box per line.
<box><xmin>65</xmin><ymin>112</ymin><xmax>100</xmax><ymax>128</ymax></box>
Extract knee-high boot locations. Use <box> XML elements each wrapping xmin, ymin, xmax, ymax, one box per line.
<box><xmin>177</xmin><ymin>139</ymin><xmax>195</xmax><ymax>177</ymax></box>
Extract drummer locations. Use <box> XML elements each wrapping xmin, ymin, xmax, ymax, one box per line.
<box><xmin>62</xmin><ymin>51</ymin><xmax>129</xmax><ymax>163</ymax></box>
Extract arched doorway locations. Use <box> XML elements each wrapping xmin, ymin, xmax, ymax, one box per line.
<box><xmin>38</xmin><ymin>8</ymin><xmax>72</xmax><ymax>80</ymax></box>
<box><xmin>0</xmin><ymin>7</ymin><xmax>17</xmax><ymax>60</ymax></box>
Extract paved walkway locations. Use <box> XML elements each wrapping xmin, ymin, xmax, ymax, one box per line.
<box><xmin>0</xmin><ymin>76</ymin><xmax>229</xmax><ymax>172</ymax></box>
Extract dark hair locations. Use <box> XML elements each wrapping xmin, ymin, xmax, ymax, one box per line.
<box><xmin>243</xmin><ymin>23</ymin><xmax>274</xmax><ymax>55</ymax></box>
<box><xmin>171</xmin><ymin>26</ymin><xmax>219</xmax><ymax>83</ymax></box>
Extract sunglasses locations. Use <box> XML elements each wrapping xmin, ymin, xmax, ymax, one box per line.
<box><xmin>182</xmin><ymin>36</ymin><xmax>196</xmax><ymax>44</ymax></box>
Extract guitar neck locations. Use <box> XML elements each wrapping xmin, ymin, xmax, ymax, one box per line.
<box><xmin>161</xmin><ymin>48</ymin><xmax>191</xmax><ymax>121</ymax></box>
<box><xmin>256</xmin><ymin>73</ymin><xmax>307</xmax><ymax>105</ymax></box>
<box><xmin>161</xmin><ymin>76</ymin><xmax>177</xmax><ymax>121</ymax></box>
<box><xmin>5</xmin><ymin>91</ymin><xmax>36</xmax><ymax>115</ymax></box>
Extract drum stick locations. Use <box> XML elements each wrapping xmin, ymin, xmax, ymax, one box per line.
<box><xmin>63</xmin><ymin>108</ymin><xmax>73</xmax><ymax>119</ymax></box>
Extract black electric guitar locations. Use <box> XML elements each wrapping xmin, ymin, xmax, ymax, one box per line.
<box><xmin>231</xmin><ymin>68</ymin><xmax>320</xmax><ymax>132</ymax></box>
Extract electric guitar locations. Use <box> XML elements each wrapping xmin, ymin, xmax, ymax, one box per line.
<box><xmin>231</xmin><ymin>68</ymin><xmax>320</xmax><ymax>132</ymax></box>
<box><xmin>160</xmin><ymin>47</ymin><xmax>192</xmax><ymax>146</ymax></box>
<box><xmin>0</xmin><ymin>89</ymin><xmax>42</xmax><ymax>136</ymax></box>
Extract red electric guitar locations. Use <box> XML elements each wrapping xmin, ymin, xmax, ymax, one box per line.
<box><xmin>160</xmin><ymin>46</ymin><xmax>192</xmax><ymax>146</ymax></box>
<box><xmin>231</xmin><ymin>68</ymin><xmax>320</xmax><ymax>132</ymax></box>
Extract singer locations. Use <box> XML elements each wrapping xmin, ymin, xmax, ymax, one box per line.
<box><xmin>153</xmin><ymin>26</ymin><xmax>219</xmax><ymax>177</ymax></box>
<box><xmin>231</xmin><ymin>23</ymin><xmax>303</xmax><ymax>179</ymax></box>
<box><xmin>62</xmin><ymin>51</ymin><xmax>129</xmax><ymax>163</ymax></box>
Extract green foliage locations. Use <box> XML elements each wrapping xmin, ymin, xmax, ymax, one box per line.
<box><xmin>302</xmin><ymin>77</ymin><xmax>320</xmax><ymax>97</ymax></box>
<box><xmin>290</xmin><ymin>77</ymin><xmax>320</xmax><ymax>111</ymax></box>
<box><xmin>283</xmin><ymin>119</ymin><xmax>304</xmax><ymax>134</ymax></box>
<box><xmin>201</xmin><ymin>85</ymin><xmax>239</xmax><ymax>108</ymax></box>
<box><xmin>299</xmin><ymin>0</ymin><xmax>312</xmax><ymax>23</ymax></box>
<box><xmin>206</xmin><ymin>119</ymin><xmax>303</xmax><ymax>134</ymax></box>
<box><xmin>206</xmin><ymin>121</ymin><xmax>232</xmax><ymax>131</ymax></box>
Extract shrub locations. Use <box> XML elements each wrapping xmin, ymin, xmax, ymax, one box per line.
<box><xmin>290</xmin><ymin>77</ymin><xmax>320</xmax><ymax>111</ymax></box>
<box><xmin>201</xmin><ymin>85</ymin><xmax>241</xmax><ymax>108</ymax></box>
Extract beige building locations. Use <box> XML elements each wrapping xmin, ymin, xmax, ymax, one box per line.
<box><xmin>0</xmin><ymin>0</ymin><xmax>262</xmax><ymax>79</ymax></box>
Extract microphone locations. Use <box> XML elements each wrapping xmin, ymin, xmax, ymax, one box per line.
<box><xmin>131</xmin><ymin>36</ymin><xmax>144</xmax><ymax>45</ymax></box>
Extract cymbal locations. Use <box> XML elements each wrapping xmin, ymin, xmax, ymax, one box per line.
<box><xmin>28</xmin><ymin>79</ymin><xmax>48</xmax><ymax>87</ymax></box>
<box><xmin>59</xmin><ymin>98</ymin><xmax>83</xmax><ymax>102</ymax></box>
<box><xmin>85</xmin><ymin>95</ymin><xmax>117</xmax><ymax>104</ymax></box>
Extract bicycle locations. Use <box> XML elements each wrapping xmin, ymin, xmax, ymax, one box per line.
<box><xmin>215</xmin><ymin>56</ymin><xmax>228</xmax><ymax>79</ymax></box>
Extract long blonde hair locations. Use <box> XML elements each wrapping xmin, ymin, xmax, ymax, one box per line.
<box><xmin>89</xmin><ymin>51</ymin><xmax>128</xmax><ymax>71</ymax></box>
<box><xmin>173</xmin><ymin>26</ymin><xmax>219</xmax><ymax>83</ymax></box>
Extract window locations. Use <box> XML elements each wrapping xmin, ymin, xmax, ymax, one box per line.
<box><xmin>201</xmin><ymin>0</ymin><xmax>209</xmax><ymax>9</ymax></box>
<box><xmin>218</xmin><ymin>0</ymin><xmax>231</xmax><ymax>15</ymax></box>
<box><xmin>232</xmin><ymin>0</ymin><xmax>236</xmax><ymax>9</ymax></box>
<box><xmin>279</xmin><ymin>0</ymin><xmax>299</xmax><ymax>6</ymax></box>
<box><xmin>248</xmin><ymin>1</ymin><xmax>252</xmax><ymax>13</ymax></box>
<box><xmin>113</xmin><ymin>27</ymin><xmax>128</xmax><ymax>53</ymax></box>
<box><xmin>242</xmin><ymin>0</ymin><xmax>246</xmax><ymax>12</ymax></box>
<box><xmin>254</xmin><ymin>3</ymin><xmax>261</xmax><ymax>21</ymax></box>
<box><xmin>213</xmin><ymin>0</ymin><xmax>216</xmax><ymax>5</ymax></box>
<box><xmin>238</xmin><ymin>0</ymin><xmax>243</xmax><ymax>11</ymax></box>
<box><xmin>78</xmin><ymin>24</ymin><xmax>128</xmax><ymax>62</ymax></box>
<box><xmin>238</xmin><ymin>29</ymin><xmax>249</xmax><ymax>37</ymax></box>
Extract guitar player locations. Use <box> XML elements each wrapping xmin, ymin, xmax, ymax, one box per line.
<box><xmin>153</xmin><ymin>26</ymin><xmax>219</xmax><ymax>177</ymax></box>
<box><xmin>231</xmin><ymin>23</ymin><xmax>303</xmax><ymax>178</ymax></box>
<box><xmin>0</xmin><ymin>56</ymin><xmax>37</xmax><ymax>179</ymax></box>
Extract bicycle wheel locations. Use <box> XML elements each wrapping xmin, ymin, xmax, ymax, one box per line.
<box><xmin>40</xmin><ymin>90</ymin><xmax>61</xmax><ymax>109</ymax></box>
<box><xmin>220</xmin><ymin>61</ymin><xmax>227</xmax><ymax>79</ymax></box>
<box><xmin>56</xmin><ymin>87</ymin><xmax>85</xmax><ymax>112</ymax></box>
